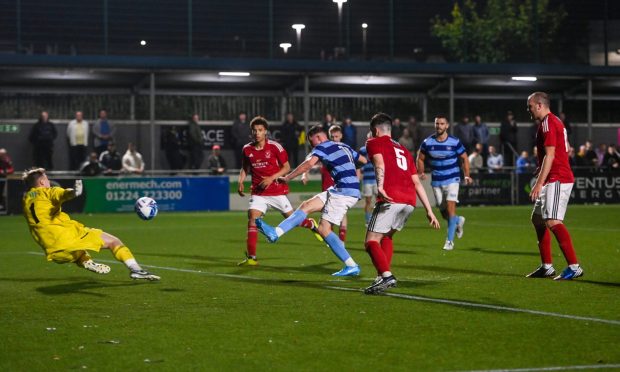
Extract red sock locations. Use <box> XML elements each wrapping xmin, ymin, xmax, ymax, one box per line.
<box><xmin>550</xmin><ymin>224</ymin><xmax>578</xmax><ymax>265</ymax></box>
<box><xmin>380</xmin><ymin>236</ymin><xmax>394</xmax><ymax>267</ymax></box>
<box><xmin>299</xmin><ymin>218</ymin><xmax>314</xmax><ymax>229</ymax></box>
<box><xmin>534</xmin><ymin>224</ymin><xmax>552</xmax><ymax>264</ymax></box>
<box><xmin>247</xmin><ymin>222</ymin><xmax>258</xmax><ymax>258</ymax></box>
<box><xmin>339</xmin><ymin>226</ymin><xmax>347</xmax><ymax>242</ymax></box>
<box><xmin>365</xmin><ymin>240</ymin><xmax>389</xmax><ymax>275</ymax></box>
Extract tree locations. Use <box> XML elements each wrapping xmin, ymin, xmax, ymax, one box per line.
<box><xmin>431</xmin><ymin>0</ymin><xmax>566</xmax><ymax>63</ymax></box>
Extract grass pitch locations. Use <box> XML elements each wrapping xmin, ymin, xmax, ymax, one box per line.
<box><xmin>1</xmin><ymin>205</ymin><xmax>619</xmax><ymax>371</ymax></box>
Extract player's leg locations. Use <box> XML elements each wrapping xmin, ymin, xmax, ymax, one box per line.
<box><xmin>319</xmin><ymin>194</ymin><xmax>360</xmax><ymax>276</ymax></box>
<box><xmin>100</xmin><ymin>232</ymin><xmax>160</xmax><ymax>280</ymax></box>
<box><xmin>443</xmin><ymin>183</ymin><xmax>461</xmax><ymax>250</ymax></box>
<box><xmin>364</xmin><ymin>195</ymin><xmax>373</xmax><ymax>226</ymax></box>
<box><xmin>543</xmin><ymin>183</ymin><xmax>582</xmax><ymax>280</ymax></box>
<box><xmin>256</xmin><ymin>193</ymin><xmax>326</xmax><ymax>243</ymax></box>
<box><xmin>526</xmin><ymin>185</ymin><xmax>555</xmax><ymax>278</ymax></box>
<box><xmin>239</xmin><ymin>208</ymin><xmax>263</xmax><ymax>266</ymax></box>
<box><xmin>280</xmin><ymin>198</ymin><xmax>323</xmax><ymax>243</ymax></box>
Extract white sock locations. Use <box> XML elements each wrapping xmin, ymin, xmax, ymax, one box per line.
<box><xmin>275</xmin><ymin>227</ymin><xmax>284</xmax><ymax>237</ymax></box>
<box><xmin>569</xmin><ymin>264</ymin><xmax>580</xmax><ymax>270</ymax></box>
<box><xmin>543</xmin><ymin>263</ymin><xmax>553</xmax><ymax>269</ymax></box>
<box><xmin>344</xmin><ymin>257</ymin><xmax>357</xmax><ymax>267</ymax></box>
<box><xmin>124</xmin><ymin>258</ymin><xmax>142</xmax><ymax>272</ymax></box>
<box><xmin>382</xmin><ymin>271</ymin><xmax>393</xmax><ymax>278</ymax></box>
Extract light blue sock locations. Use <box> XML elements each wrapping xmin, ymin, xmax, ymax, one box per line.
<box><xmin>447</xmin><ymin>216</ymin><xmax>458</xmax><ymax>242</ymax></box>
<box><xmin>277</xmin><ymin>210</ymin><xmax>307</xmax><ymax>235</ymax></box>
<box><xmin>324</xmin><ymin>232</ymin><xmax>351</xmax><ymax>263</ymax></box>
<box><xmin>365</xmin><ymin>212</ymin><xmax>371</xmax><ymax>223</ymax></box>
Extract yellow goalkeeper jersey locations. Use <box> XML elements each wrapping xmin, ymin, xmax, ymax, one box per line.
<box><xmin>22</xmin><ymin>186</ymin><xmax>79</xmax><ymax>253</ymax></box>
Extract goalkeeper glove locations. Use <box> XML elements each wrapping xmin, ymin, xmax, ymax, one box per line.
<box><xmin>74</xmin><ymin>180</ymin><xmax>83</xmax><ymax>197</ymax></box>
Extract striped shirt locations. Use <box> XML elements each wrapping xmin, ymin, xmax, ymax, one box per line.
<box><xmin>358</xmin><ymin>146</ymin><xmax>376</xmax><ymax>184</ymax></box>
<box><xmin>310</xmin><ymin>140</ymin><xmax>361</xmax><ymax>198</ymax></box>
<box><xmin>419</xmin><ymin>134</ymin><xmax>465</xmax><ymax>187</ymax></box>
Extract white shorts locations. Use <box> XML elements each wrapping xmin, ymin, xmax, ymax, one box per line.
<box><xmin>248</xmin><ymin>195</ymin><xmax>293</xmax><ymax>215</ymax></box>
<box><xmin>533</xmin><ymin>182</ymin><xmax>573</xmax><ymax>221</ymax></box>
<box><xmin>362</xmin><ymin>183</ymin><xmax>378</xmax><ymax>198</ymax></box>
<box><xmin>367</xmin><ymin>202</ymin><xmax>415</xmax><ymax>234</ymax></box>
<box><xmin>316</xmin><ymin>191</ymin><xmax>359</xmax><ymax>225</ymax></box>
<box><xmin>433</xmin><ymin>183</ymin><xmax>460</xmax><ymax>210</ymax></box>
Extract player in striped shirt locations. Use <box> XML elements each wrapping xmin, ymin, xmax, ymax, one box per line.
<box><xmin>417</xmin><ymin>115</ymin><xmax>472</xmax><ymax>251</ymax></box>
<box><xmin>358</xmin><ymin>133</ymin><xmax>378</xmax><ymax>226</ymax></box>
<box><xmin>256</xmin><ymin>125</ymin><xmax>368</xmax><ymax>276</ymax></box>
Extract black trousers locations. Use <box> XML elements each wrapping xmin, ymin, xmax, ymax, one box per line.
<box><xmin>33</xmin><ymin>143</ymin><xmax>54</xmax><ymax>170</ymax></box>
<box><xmin>69</xmin><ymin>145</ymin><xmax>87</xmax><ymax>170</ymax></box>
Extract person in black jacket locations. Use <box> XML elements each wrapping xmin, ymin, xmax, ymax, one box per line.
<box><xmin>280</xmin><ymin>113</ymin><xmax>302</xmax><ymax>167</ymax></box>
<box><xmin>500</xmin><ymin>110</ymin><xmax>518</xmax><ymax>166</ymax></box>
<box><xmin>28</xmin><ymin>111</ymin><xmax>57</xmax><ymax>169</ymax></box>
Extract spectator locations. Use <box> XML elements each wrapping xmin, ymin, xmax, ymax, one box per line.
<box><xmin>0</xmin><ymin>148</ymin><xmax>14</xmax><ymax>210</ymax></box>
<box><xmin>66</xmin><ymin>111</ymin><xmax>89</xmax><ymax>170</ymax></box>
<box><xmin>80</xmin><ymin>152</ymin><xmax>106</xmax><ymax>176</ymax></box>
<box><xmin>92</xmin><ymin>109</ymin><xmax>115</xmax><ymax>155</ymax></box>
<box><xmin>186</xmin><ymin>114</ymin><xmax>204</xmax><ymax>169</ymax></box>
<box><xmin>575</xmin><ymin>145</ymin><xmax>588</xmax><ymax>167</ymax></box>
<box><xmin>584</xmin><ymin>140</ymin><xmax>598</xmax><ymax>167</ymax></box>
<box><xmin>528</xmin><ymin>146</ymin><xmax>538</xmax><ymax>167</ymax></box>
<box><xmin>99</xmin><ymin>142</ymin><xmax>123</xmax><ymax>174</ymax></box>
<box><xmin>391</xmin><ymin>117</ymin><xmax>403</xmax><ymax>141</ymax></box>
<box><xmin>602</xmin><ymin>144</ymin><xmax>620</xmax><ymax>170</ymax></box>
<box><xmin>559</xmin><ymin>112</ymin><xmax>573</xmax><ymax>146</ymax></box>
<box><xmin>322</xmin><ymin>113</ymin><xmax>335</xmax><ymax>133</ymax></box>
<box><xmin>207</xmin><ymin>145</ymin><xmax>227</xmax><ymax>175</ymax></box>
<box><xmin>122</xmin><ymin>142</ymin><xmax>145</xmax><ymax>174</ymax></box>
<box><xmin>453</xmin><ymin>115</ymin><xmax>475</xmax><ymax>153</ymax></box>
<box><xmin>516</xmin><ymin>151</ymin><xmax>532</xmax><ymax>174</ymax></box>
<box><xmin>280</xmin><ymin>112</ymin><xmax>302</xmax><ymax>167</ymax></box>
<box><xmin>231</xmin><ymin>112</ymin><xmax>250</xmax><ymax>169</ymax></box>
<box><xmin>28</xmin><ymin>111</ymin><xmax>57</xmax><ymax>169</ymax></box>
<box><xmin>398</xmin><ymin>128</ymin><xmax>415</xmax><ymax>154</ymax></box>
<box><xmin>468</xmin><ymin>143</ymin><xmax>484</xmax><ymax>174</ymax></box>
<box><xmin>341</xmin><ymin>116</ymin><xmax>357</xmax><ymax>149</ymax></box>
<box><xmin>487</xmin><ymin>145</ymin><xmax>504</xmax><ymax>173</ymax></box>
<box><xmin>568</xmin><ymin>146</ymin><xmax>577</xmax><ymax>167</ymax></box>
<box><xmin>161</xmin><ymin>126</ymin><xmax>184</xmax><ymax>170</ymax></box>
<box><xmin>500</xmin><ymin>110</ymin><xmax>518</xmax><ymax>166</ymax></box>
<box><xmin>595</xmin><ymin>143</ymin><xmax>608</xmax><ymax>167</ymax></box>
<box><xmin>472</xmin><ymin>114</ymin><xmax>490</xmax><ymax>158</ymax></box>
<box><xmin>407</xmin><ymin>116</ymin><xmax>423</xmax><ymax>151</ymax></box>
<box><xmin>529</xmin><ymin>119</ymin><xmax>539</xmax><ymax>152</ymax></box>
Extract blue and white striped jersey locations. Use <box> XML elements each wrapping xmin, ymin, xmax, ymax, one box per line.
<box><xmin>419</xmin><ymin>134</ymin><xmax>465</xmax><ymax>187</ymax></box>
<box><xmin>358</xmin><ymin>146</ymin><xmax>376</xmax><ymax>185</ymax></box>
<box><xmin>310</xmin><ymin>140</ymin><xmax>361</xmax><ymax>198</ymax></box>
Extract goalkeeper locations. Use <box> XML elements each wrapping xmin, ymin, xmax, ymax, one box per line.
<box><xmin>21</xmin><ymin>167</ymin><xmax>160</xmax><ymax>281</ymax></box>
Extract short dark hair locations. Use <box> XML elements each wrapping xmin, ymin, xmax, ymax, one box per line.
<box><xmin>250</xmin><ymin>116</ymin><xmax>269</xmax><ymax>130</ymax></box>
<box><xmin>22</xmin><ymin>167</ymin><xmax>46</xmax><ymax>189</ymax></box>
<box><xmin>307</xmin><ymin>124</ymin><xmax>325</xmax><ymax>138</ymax></box>
<box><xmin>434</xmin><ymin>114</ymin><xmax>449</xmax><ymax>123</ymax></box>
<box><xmin>370</xmin><ymin>113</ymin><xmax>392</xmax><ymax>128</ymax></box>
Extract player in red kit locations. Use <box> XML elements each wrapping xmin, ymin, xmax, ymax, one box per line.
<box><xmin>363</xmin><ymin>113</ymin><xmax>440</xmax><ymax>294</ymax></box>
<box><xmin>526</xmin><ymin>92</ymin><xmax>583</xmax><ymax>280</ymax></box>
<box><xmin>237</xmin><ymin>116</ymin><xmax>321</xmax><ymax>266</ymax></box>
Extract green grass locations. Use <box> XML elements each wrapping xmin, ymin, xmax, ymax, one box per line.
<box><xmin>1</xmin><ymin>205</ymin><xmax>619</xmax><ymax>371</ymax></box>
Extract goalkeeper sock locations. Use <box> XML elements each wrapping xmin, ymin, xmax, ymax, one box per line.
<box><xmin>447</xmin><ymin>216</ymin><xmax>458</xmax><ymax>242</ymax></box>
<box><xmin>111</xmin><ymin>246</ymin><xmax>141</xmax><ymax>271</ymax></box>
<box><xmin>276</xmin><ymin>210</ymin><xmax>307</xmax><ymax>236</ymax></box>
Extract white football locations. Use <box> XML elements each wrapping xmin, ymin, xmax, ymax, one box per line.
<box><xmin>135</xmin><ymin>197</ymin><xmax>158</xmax><ymax>220</ymax></box>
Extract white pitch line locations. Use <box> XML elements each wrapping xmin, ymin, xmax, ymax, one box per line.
<box><xmin>459</xmin><ymin>363</ymin><xmax>620</xmax><ymax>372</ymax></box>
<box><xmin>25</xmin><ymin>252</ymin><xmax>620</xmax><ymax>326</ymax></box>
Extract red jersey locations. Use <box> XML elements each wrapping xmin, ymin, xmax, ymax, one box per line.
<box><xmin>320</xmin><ymin>164</ymin><xmax>335</xmax><ymax>191</ymax></box>
<box><xmin>242</xmin><ymin>140</ymin><xmax>289</xmax><ymax>196</ymax></box>
<box><xmin>535</xmin><ymin>113</ymin><xmax>574</xmax><ymax>184</ymax></box>
<box><xmin>366</xmin><ymin>135</ymin><xmax>417</xmax><ymax>206</ymax></box>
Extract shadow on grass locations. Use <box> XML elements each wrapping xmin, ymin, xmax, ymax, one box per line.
<box><xmin>468</xmin><ymin>247</ymin><xmax>539</xmax><ymax>256</ymax></box>
<box><xmin>398</xmin><ymin>264</ymin><xmax>524</xmax><ymax>278</ymax></box>
<box><xmin>576</xmin><ymin>279</ymin><xmax>620</xmax><ymax>288</ymax></box>
<box><xmin>35</xmin><ymin>280</ymin><xmax>150</xmax><ymax>297</ymax></box>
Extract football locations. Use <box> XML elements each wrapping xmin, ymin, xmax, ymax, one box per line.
<box><xmin>135</xmin><ymin>197</ymin><xmax>158</xmax><ymax>220</ymax></box>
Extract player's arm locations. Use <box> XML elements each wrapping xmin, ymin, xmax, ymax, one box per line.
<box><xmin>356</xmin><ymin>154</ymin><xmax>368</xmax><ymax>166</ymax></box>
<box><xmin>258</xmin><ymin>161</ymin><xmax>291</xmax><ymax>189</ymax></box>
<box><xmin>371</xmin><ymin>153</ymin><xmax>393</xmax><ymax>202</ymax></box>
<box><xmin>281</xmin><ymin>156</ymin><xmax>319</xmax><ymax>183</ymax></box>
<box><xmin>54</xmin><ymin>180</ymin><xmax>83</xmax><ymax>203</ymax></box>
<box><xmin>412</xmin><ymin>174</ymin><xmax>440</xmax><ymax>229</ymax></box>
<box><xmin>237</xmin><ymin>156</ymin><xmax>249</xmax><ymax>196</ymax></box>
<box><xmin>530</xmin><ymin>145</ymin><xmax>555</xmax><ymax>201</ymax></box>
<box><xmin>416</xmin><ymin>150</ymin><xmax>427</xmax><ymax>180</ymax></box>
<box><xmin>460</xmin><ymin>152</ymin><xmax>473</xmax><ymax>185</ymax></box>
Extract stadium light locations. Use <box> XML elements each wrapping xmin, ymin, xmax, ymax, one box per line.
<box><xmin>218</xmin><ymin>72</ymin><xmax>251</xmax><ymax>77</ymax></box>
<box><xmin>333</xmin><ymin>0</ymin><xmax>347</xmax><ymax>47</ymax></box>
<box><xmin>279</xmin><ymin>43</ymin><xmax>292</xmax><ymax>54</ymax></box>
<box><xmin>362</xmin><ymin>23</ymin><xmax>368</xmax><ymax>29</ymax></box>
<box><xmin>292</xmin><ymin>24</ymin><xmax>306</xmax><ymax>55</ymax></box>
<box><xmin>511</xmin><ymin>76</ymin><xmax>537</xmax><ymax>82</ymax></box>
<box><xmin>140</xmin><ymin>40</ymin><xmax>147</xmax><ymax>46</ymax></box>
<box><xmin>362</xmin><ymin>23</ymin><xmax>368</xmax><ymax>59</ymax></box>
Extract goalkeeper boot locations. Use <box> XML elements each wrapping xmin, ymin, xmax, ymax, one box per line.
<box><xmin>238</xmin><ymin>255</ymin><xmax>259</xmax><ymax>266</ymax></box>
<box><xmin>456</xmin><ymin>216</ymin><xmax>466</xmax><ymax>239</ymax></box>
<box><xmin>308</xmin><ymin>218</ymin><xmax>324</xmax><ymax>243</ymax></box>
<box><xmin>364</xmin><ymin>275</ymin><xmax>397</xmax><ymax>295</ymax></box>
<box><xmin>332</xmin><ymin>265</ymin><xmax>360</xmax><ymax>277</ymax></box>
<box><xmin>130</xmin><ymin>269</ymin><xmax>161</xmax><ymax>281</ymax></box>
<box><xmin>256</xmin><ymin>218</ymin><xmax>279</xmax><ymax>243</ymax></box>
<box><xmin>526</xmin><ymin>265</ymin><xmax>556</xmax><ymax>278</ymax></box>
<box><xmin>82</xmin><ymin>260</ymin><xmax>111</xmax><ymax>274</ymax></box>
<box><xmin>553</xmin><ymin>266</ymin><xmax>584</xmax><ymax>281</ymax></box>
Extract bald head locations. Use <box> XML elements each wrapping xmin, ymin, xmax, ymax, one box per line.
<box><xmin>527</xmin><ymin>91</ymin><xmax>551</xmax><ymax>121</ymax></box>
